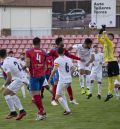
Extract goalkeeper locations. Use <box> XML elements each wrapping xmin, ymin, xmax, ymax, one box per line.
<box><xmin>98</xmin><ymin>25</ymin><xmax>120</xmax><ymax>102</ymax></box>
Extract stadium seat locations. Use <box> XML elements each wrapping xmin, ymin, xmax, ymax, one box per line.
<box><xmin>10</xmin><ymin>40</ymin><xmax>16</xmax><ymax>45</ymax></box>
<box><xmin>75</xmin><ymin>39</ymin><xmax>81</xmax><ymax>44</ymax></box>
<box><xmin>2</xmin><ymin>45</ymin><xmax>7</xmax><ymax>48</ymax></box>
<box><xmin>14</xmin><ymin>45</ymin><xmax>19</xmax><ymax>49</ymax></box>
<box><xmin>16</xmin><ymin>40</ymin><xmax>22</xmax><ymax>44</ymax></box>
<box><xmin>8</xmin><ymin>45</ymin><xmax>13</xmax><ymax>49</ymax></box>
<box><xmin>0</xmin><ymin>40</ymin><xmax>4</xmax><ymax>44</ymax></box>
<box><xmin>4</xmin><ymin>40</ymin><xmax>9</xmax><ymax>44</ymax></box>
<box><xmin>69</xmin><ymin>39</ymin><xmax>75</xmax><ymax>44</ymax></box>
<box><xmin>25</xmin><ymin>45</ymin><xmax>31</xmax><ymax>49</ymax></box>
<box><xmin>64</xmin><ymin>39</ymin><xmax>69</xmax><ymax>44</ymax></box>
<box><xmin>45</xmin><ymin>40</ymin><xmax>51</xmax><ymax>44</ymax></box>
<box><xmin>19</xmin><ymin>45</ymin><xmax>25</xmax><ymax>49</ymax></box>
<box><xmin>17</xmin><ymin>49</ymin><xmax>23</xmax><ymax>53</ymax></box>
<box><xmin>22</xmin><ymin>40</ymin><xmax>28</xmax><ymax>44</ymax></box>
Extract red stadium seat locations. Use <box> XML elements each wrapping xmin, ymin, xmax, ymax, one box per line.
<box><xmin>28</xmin><ymin>40</ymin><xmax>32</xmax><ymax>44</ymax></box>
<box><xmin>25</xmin><ymin>45</ymin><xmax>31</xmax><ymax>49</ymax></box>
<box><xmin>45</xmin><ymin>40</ymin><xmax>51</xmax><ymax>44</ymax></box>
<box><xmin>75</xmin><ymin>39</ymin><xmax>81</xmax><ymax>44</ymax></box>
<box><xmin>17</xmin><ymin>49</ymin><xmax>23</xmax><ymax>53</ymax></box>
<box><xmin>8</xmin><ymin>45</ymin><xmax>13</xmax><ymax>49</ymax></box>
<box><xmin>0</xmin><ymin>40</ymin><xmax>3</xmax><ymax>44</ymax></box>
<box><xmin>16</xmin><ymin>40</ymin><xmax>22</xmax><ymax>44</ymax></box>
<box><xmin>14</xmin><ymin>45</ymin><xmax>19</xmax><ymax>49</ymax></box>
<box><xmin>64</xmin><ymin>39</ymin><xmax>69</xmax><ymax>44</ymax></box>
<box><xmin>115</xmin><ymin>48</ymin><xmax>120</xmax><ymax>53</ymax></box>
<box><xmin>19</xmin><ymin>45</ymin><xmax>25</xmax><ymax>49</ymax></box>
<box><xmin>10</xmin><ymin>40</ymin><xmax>16</xmax><ymax>45</ymax></box>
<box><xmin>41</xmin><ymin>40</ymin><xmax>45</xmax><ymax>44</ymax></box>
<box><xmin>69</xmin><ymin>39</ymin><xmax>75</xmax><ymax>44</ymax></box>
<box><xmin>2</xmin><ymin>45</ymin><xmax>7</xmax><ymax>48</ymax></box>
<box><xmin>22</xmin><ymin>40</ymin><xmax>27</xmax><ymax>44</ymax></box>
<box><xmin>4</xmin><ymin>40</ymin><xmax>9</xmax><ymax>44</ymax></box>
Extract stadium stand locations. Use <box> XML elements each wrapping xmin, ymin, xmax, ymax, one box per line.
<box><xmin>0</xmin><ymin>35</ymin><xmax>120</xmax><ymax>59</ymax></box>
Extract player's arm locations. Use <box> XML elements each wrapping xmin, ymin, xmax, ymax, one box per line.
<box><xmin>64</xmin><ymin>49</ymin><xmax>81</xmax><ymax>61</ymax></box>
<box><xmin>86</xmin><ymin>54</ymin><xmax>95</xmax><ymax>67</ymax></box>
<box><xmin>48</xmin><ymin>63</ymin><xmax>59</xmax><ymax>85</ymax></box>
<box><xmin>102</xmin><ymin>31</ymin><xmax>113</xmax><ymax>46</ymax></box>
<box><xmin>98</xmin><ymin>35</ymin><xmax>105</xmax><ymax>46</ymax></box>
<box><xmin>23</xmin><ymin>51</ymin><xmax>31</xmax><ymax>70</ymax></box>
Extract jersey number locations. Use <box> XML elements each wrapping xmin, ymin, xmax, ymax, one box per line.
<box><xmin>36</xmin><ymin>53</ymin><xmax>41</xmax><ymax>62</ymax></box>
<box><xmin>65</xmin><ymin>63</ymin><xmax>69</xmax><ymax>73</ymax></box>
<box><xmin>14</xmin><ymin>62</ymin><xmax>22</xmax><ymax>71</ymax></box>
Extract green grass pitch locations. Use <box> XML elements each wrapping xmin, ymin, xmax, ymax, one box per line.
<box><xmin>0</xmin><ymin>78</ymin><xmax>120</xmax><ymax>129</ymax></box>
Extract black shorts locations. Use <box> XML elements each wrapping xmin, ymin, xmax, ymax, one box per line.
<box><xmin>107</xmin><ymin>61</ymin><xmax>119</xmax><ymax>77</ymax></box>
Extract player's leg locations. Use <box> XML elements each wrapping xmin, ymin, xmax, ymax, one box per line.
<box><xmin>21</xmin><ymin>86</ymin><xmax>26</xmax><ymax>98</ymax></box>
<box><xmin>56</xmin><ymin>82</ymin><xmax>71</xmax><ymax>115</ymax></box>
<box><xmin>4</xmin><ymin>80</ymin><xmax>26</xmax><ymax>120</ymax></box>
<box><xmin>79</xmin><ymin>68</ymin><xmax>86</xmax><ymax>95</ymax></box>
<box><xmin>85</xmin><ymin>70</ymin><xmax>91</xmax><ymax>96</ymax></box>
<box><xmin>3</xmin><ymin>89</ymin><xmax>17</xmax><ymax>119</ymax></box>
<box><xmin>30</xmin><ymin>76</ymin><xmax>46</xmax><ymax>120</ymax></box>
<box><xmin>51</xmin><ymin>71</ymin><xmax>59</xmax><ymax>106</ymax></box>
<box><xmin>67</xmin><ymin>85</ymin><xmax>79</xmax><ymax>105</ymax></box>
<box><xmin>114</xmin><ymin>80</ymin><xmax>120</xmax><ymax>99</ymax></box>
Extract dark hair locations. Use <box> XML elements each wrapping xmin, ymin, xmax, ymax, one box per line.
<box><xmin>33</xmin><ymin>37</ymin><xmax>41</xmax><ymax>45</ymax></box>
<box><xmin>84</xmin><ymin>38</ymin><xmax>93</xmax><ymax>45</ymax></box>
<box><xmin>108</xmin><ymin>33</ymin><xmax>114</xmax><ymax>39</ymax></box>
<box><xmin>0</xmin><ymin>49</ymin><xmax>7</xmax><ymax>58</ymax></box>
<box><xmin>55</xmin><ymin>37</ymin><xmax>63</xmax><ymax>46</ymax></box>
<box><xmin>8</xmin><ymin>50</ymin><xmax>14</xmax><ymax>54</ymax></box>
<box><xmin>58</xmin><ymin>47</ymin><xmax>64</xmax><ymax>55</ymax></box>
<box><xmin>20</xmin><ymin>53</ymin><xmax>25</xmax><ymax>56</ymax></box>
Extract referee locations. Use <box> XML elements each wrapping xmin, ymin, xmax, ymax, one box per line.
<box><xmin>98</xmin><ymin>25</ymin><xmax>120</xmax><ymax>102</ymax></box>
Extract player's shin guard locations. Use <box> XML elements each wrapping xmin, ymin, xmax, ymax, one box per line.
<box><xmin>67</xmin><ymin>86</ymin><xmax>73</xmax><ymax>101</ymax></box>
<box><xmin>79</xmin><ymin>74</ymin><xmax>84</xmax><ymax>88</ymax></box>
<box><xmin>12</xmin><ymin>95</ymin><xmax>24</xmax><ymax>111</ymax></box>
<box><xmin>52</xmin><ymin>85</ymin><xmax>57</xmax><ymax>100</ymax></box>
<box><xmin>86</xmin><ymin>75</ymin><xmax>91</xmax><ymax>89</ymax></box>
<box><xmin>58</xmin><ymin>97</ymin><xmax>70</xmax><ymax>112</ymax></box>
<box><xmin>98</xmin><ymin>83</ymin><xmax>102</xmax><ymax>95</ymax></box>
<box><xmin>33</xmin><ymin>95</ymin><xmax>45</xmax><ymax>114</ymax></box>
<box><xmin>21</xmin><ymin>86</ymin><xmax>26</xmax><ymax>98</ymax></box>
<box><xmin>108</xmin><ymin>77</ymin><xmax>114</xmax><ymax>94</ymax></box>
<box><xmin>5</xmin><ymin>95</ymin><xmax>16</xmax><ymax>112</ymax></box>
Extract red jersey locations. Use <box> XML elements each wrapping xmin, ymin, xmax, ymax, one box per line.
<box><xmin>49</xmin><ymin>48</ymin><xmax>81</xmax><ymax>61</ymax></box>
<box><xmin>45</xmin><ymin>56</ymin><xmax>54</xmax><ymax>75</ymax></box>
<box><xmin>26</xmin><ymin>48</ymin><xmax>46</xmax><ymax>77</ymax></box>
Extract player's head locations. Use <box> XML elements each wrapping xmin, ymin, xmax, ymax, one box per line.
<box><xmin>93</xmin><ymin>45</ymin><xmax>98</xmax><ymax>53</ymax></box>
<box><xmin>8</xmin><ymin>50</ymin><xmax>14</xmax><ymax>57</ymax></box>
<box><xmin>0</xmin><ymin>49</ymin><xmax>7</xmax><ymax>59</ymax></box>
<box><xmin>33</xmin><ymin>37</ymin><xmax>41</xmax><ymax>47</ymax></box>
<box><xmin>55</xmin><ymin>37</ymin><xmax>63</xmax><ymax>47</ymax></box>
<box><xmin>58</xmin><ymin>47</ymin><xmax>64</xmax><ymax>55</ymax></box>
<box><xmin>84</xmin><ymin>38</ymin><xmax>93</xmax><ymax>49</ymax></box>
<box><xmin>20</xmin><ymin>53</ymin><xmax>25</xmax><ymax>60</ymax></box>
<box><xmin>108</xmin><ymin>33</ymin><xmax>114</xmax><ymax>41</ymax></box>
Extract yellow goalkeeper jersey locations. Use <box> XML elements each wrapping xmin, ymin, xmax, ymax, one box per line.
<box><xmin>98</xmin><ymin>34</ymin><xmax>116</xmax><ymax>62</ymax></box>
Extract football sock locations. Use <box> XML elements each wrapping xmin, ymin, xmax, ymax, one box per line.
<box><xmin>67</xmin><ymin>86</ymin><xmax>73</xmax><ymax>101</ymax></box>
<box><xmin>41</xmin><ymin>87</ymin><xmax>45</xmax><ymax>95</ymax></box>
<box><xmin>90</xmin><ymin>83</ymin><xmax>93</xmax><ymax>94</ymax></box>
<box><xmin>52</xmin><ymin>85</ymin><xmax>57</xmax><ymax>100</ymax></box>
<box><xmin>108</xmin><ymin>77</ymin><xmax>114</xmax><ymax>94</ymax></box>
<box><xmin>98</xmin><ymin>83</ymin><xmax>102</xmax><ymax>95</ymax></box>
<box><xmin>5</xmin><ymin>95</ymin><xmax>16</xmax><ymax>112</ymax></box>
<box><xmin>86</xmin><ymin>75</ymin><xmax>91</xmax><ymax>89</ymax></box>
<box><xmin>33</xmin><ymin>95</ymin><xmax>45</xmax><ymax>114</ymax></box>
<box><xmin>79</xmin><ymin>74</ymin><xmax>84</xmax><ymax>88</ymax></box>
<box><xmin>58</xmin><ymin>97</ymin><xmax>70</xmax><ymax>112</ymax></box>
<box><xmin>21</xmin><ymin>86</ymin><xmax>26</xmax><ymax>98</ymax></box>
<box><xmin>12</xmin><ymin>95</ymin><xmax>23</xmax><ymax>111</ymax></box>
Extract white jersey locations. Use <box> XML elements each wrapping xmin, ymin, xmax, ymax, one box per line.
<box><xmin>73</xmin><ymin>44</ymin><xmax>93</xmax><ymax>63</ymax></box>
<box><xmin>114</xmin><ymin>63</ymin><xmax>120</xmax><ymax>85</ymax></box>
<box><xmin>54</xmin><ymin>55</ymin><xmax>73</xmax><ymax>83</ymax></box>
<box><xmin>91</xmin><ymin>52</ymin><xmax>103</xmax><ymax>73</ymax></box>
<box><xmin>2</xmin><ymin>57</ymin><xmax>25</xmax><ymax>81</ymax></box>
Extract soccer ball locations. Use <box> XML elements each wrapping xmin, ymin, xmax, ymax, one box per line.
<box><xmin>89</xmin><ymin>22</ymin><xmax>97</xmax><ymax>29</ymax></box>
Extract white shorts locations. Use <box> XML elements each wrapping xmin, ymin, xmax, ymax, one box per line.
<box><xmin>78</xmin><ymin>62</ymin><xmax>91</xmax><ymax>71</ymax></box>
<box><xmin>90</xmin><ymin>71</ymin><xmax>102</xmax><ymax>82</ymax></box>
<box><xmin>42</xmin><ymin>78</ymin><xmax>48</xmax><ymax>87</ymax></box>
<box><xmin>114</xmin><ymin>80</ymin><xmax>120</xmax><ymax>85</ymax></box>
<box><xmin>7</xmin><ymin>79</ymin><xmax>25</xmax><ymax>93</ymax></box>
<box><xmin>56</xmin><ymin>82</ymin><xmax>70</xmax><ymax>96</ymax></box>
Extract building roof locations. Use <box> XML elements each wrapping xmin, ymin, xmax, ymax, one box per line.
<box><xmin>0</xmin><ymin>0</ymin><xmax>52</xmax><ymax>7</ymax></box>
